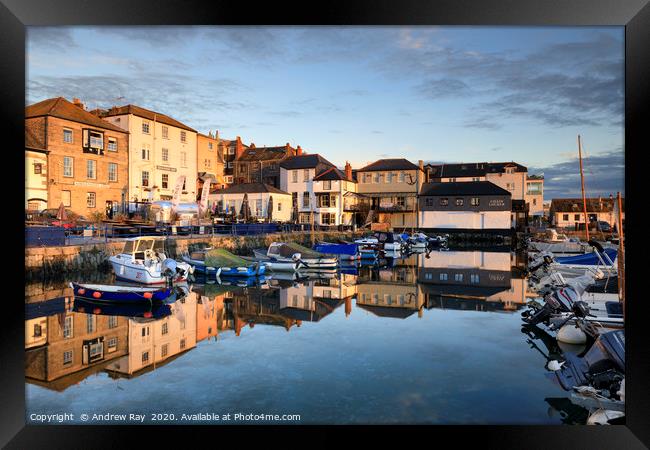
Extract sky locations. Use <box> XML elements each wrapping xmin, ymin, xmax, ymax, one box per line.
<box><xmin>26</xmin><ymin>26</ymin><xmax>624</xmax><ymax>200</ymax></box>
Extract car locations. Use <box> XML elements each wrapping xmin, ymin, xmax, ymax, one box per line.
<box><xmin>596</xmin><ymin>221</ymin><xmax>611</xmax><ymax>232</ymax></box>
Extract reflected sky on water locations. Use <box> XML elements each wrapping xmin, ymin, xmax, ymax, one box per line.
<box><xmin>25</xmin><ymin>249</ymin><xmax>575</xmax><ymax>424</ymax></box>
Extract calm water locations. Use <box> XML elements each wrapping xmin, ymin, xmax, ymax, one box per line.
<box><xmin>25</xmin><ymin>250</ymin><xmax>585</xmax><ymax>425</ymax></box>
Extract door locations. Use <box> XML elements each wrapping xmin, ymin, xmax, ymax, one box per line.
<box><xmin>105</xmin><ymin>201</ymin><xmax>114</xmax><ymax>219</ymax></box>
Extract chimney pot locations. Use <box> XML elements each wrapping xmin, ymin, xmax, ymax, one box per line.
<box><xmin>296</xmin><ymin>145</ymin><xmax>303</xmax><ymax>156</ymax></box>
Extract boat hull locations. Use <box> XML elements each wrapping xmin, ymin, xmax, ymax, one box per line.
<box><xmin>70</xmin><ymin>282</ymin><xmax>172</xmax><ymax>303</ymax></box>
<box><xmin>109</xmin><ymin>256</ymin><xmax>189</xmax><ymax>284</ymax></box>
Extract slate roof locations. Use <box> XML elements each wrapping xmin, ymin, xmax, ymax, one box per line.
<box><xmin>210</xmin><ymin>183</ymin><xmax>290</xmax><ymax>196</ymax></box>
<box><xmin>426</xmin><ymin>162</ymin><xmax>528</xmax><ymax>178</ymax></box>
<box><xmin>419</xmin><ymin>181</ymin><xmax>512</xmax><ymax>197</ymax></box>
<box><xmin>313</xmin><ymin>166</ymin><xmax>356</xmax><ymax>182</ymax></box>
<box><xmin>358</xmin><ymin>158</ymin><xmax>420</xmax><ymax>172</ymax></box>
<box><xmin>98</xmin><ymin>104</ymin><xmax>196</xmax><ymax>132</ymax></box>
<box><xmin>355</xmin><ymin>303</ymin><xmax>418</xmax><ymax>319</ymax></box>
<box><xmin>238</xmin><ymin>146</ymin><xmax>294</xmax><ymax>161</ymax></box>
<box><xmin>25</xmin><ymin>97</ymin><xmax>128</xmax><ymax>133</ymax></box>
<box><xmin>550</xmin><ymin>197</ymin><xmax>624</xmax><ymax>213</ymax></box>
<box><xmin>280</xmin><ymin>153</ymin><xmax>334</xmax><ymax>170</ymax></box>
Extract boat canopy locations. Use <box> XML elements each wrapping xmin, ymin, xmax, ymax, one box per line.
<box><xmin>122</xmin><ymin>237</ymin><xmax>166</xmax><ymax>254</ymax></box>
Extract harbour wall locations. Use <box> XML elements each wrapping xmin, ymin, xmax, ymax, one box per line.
<box><xmin>25</xmin><ymin>231</ymin><xmax>363</xmax><ymax>280</ymax></box>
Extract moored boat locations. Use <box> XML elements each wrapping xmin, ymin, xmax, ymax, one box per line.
<box><xmin>183</xmin><ymin>248</ymin><xmax>265</xmax><ymax>277</ymax></box>
<box><xmin>69</xmin><ymin>282</ymin><xmax>174</xmax><ymax>303</ymax></box>
<box><xmin>263</xmin><ymin>242</ymin><xmax>338</xmax><ymax>269</ymax></box>
<box><xmin>313</xmin><ymin>242</ymin><xmax>359</xmax><ymax>261</ymax></box>
<box><xmin>108</xmin><ymin>236</ymin><xmax>193</xmax><ymax>284</ymax></box>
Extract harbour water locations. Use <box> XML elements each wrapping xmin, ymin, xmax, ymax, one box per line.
<box><xmin>25</xmin><ymin>249</ymin><xmax>586</xmax><ymax>425</ymax></box>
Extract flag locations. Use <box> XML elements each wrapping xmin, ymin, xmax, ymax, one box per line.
<box><xmin>199</xmin><ymin>178</ymin><xmax>211</xmax><ymax>215</ymax></box>
<box><xmin>171</xmin><ymin>175</ymin><xmax>186</xmax><ymax>210</ymax></box>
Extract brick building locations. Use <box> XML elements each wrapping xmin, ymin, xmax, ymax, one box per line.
<box><xmin>219</xmin><ymin>136</ymin><xmax>248</xmax><ymax>186</ymax></box>
<box><xmin>234</xmin><ymin>143</ymin><xmax>300</xmax><ymax>188</ymax></box>
<box><xmin>25</xmin><ymin>97</ymin><xmax>129</xmax><ymax>217</ymax></box>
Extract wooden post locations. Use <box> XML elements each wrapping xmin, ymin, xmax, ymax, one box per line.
<box><xmin>578</xmin><ymin>135</ymin><xmax>590</xmax><ymax>241</ymax></box>
<box><xmin>617</xmin><ymin>192</ymin><xmax>625</xmax><ymax>315</ymax></box>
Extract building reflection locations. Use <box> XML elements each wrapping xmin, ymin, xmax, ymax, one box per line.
<box><xmin>25</xmin><ymin>250</ymin><xmax>536</xmax><ymax>390</ymax></box>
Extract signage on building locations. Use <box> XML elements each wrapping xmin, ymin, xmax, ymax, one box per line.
<box><xmin>489</xmin><ymin>199</ymin><xmax>505</xmax><ymax>207</ymax></box>
<box><xmin>74</xmin><ymin>181</ymin><xmax>108</xmax><ymax>188</ymax></box>
<box><xmin>156</xmin><ymin>166</ymin><xmax>177</xmax><ymax>172</ymax></box>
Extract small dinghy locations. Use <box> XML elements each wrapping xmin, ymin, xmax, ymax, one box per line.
<box><xmin>313</xmin><ymin>242</ymin><xmax>359</xmax><ymax>261</ymax></box>
<box><xmin>555</xmin><ymin>248</ymin><xmax>617</xmax><ymax>266</ymax></box>
<box><xmin>202</xmin><ymin>248</ymin><xmax>266</xmax><ymax>277</ymax></box>
<box><xmin>73</xmin><ymin>297</ymin><xmax>173</xmax><ymax>319</ymax></box>
<box><xmin>262</xmin><ymin>242</ymin><xmax>338</xmax><ymax>269</ymax></box>
<box><xmin>69</xmin><ymin>282</ymin><xmax>173</xmax><ymax>303</ymax></box>
<box><xmin>250</xmin><ymin>249</ymin><xmax>304</xmax><ymax>272</ymax></box>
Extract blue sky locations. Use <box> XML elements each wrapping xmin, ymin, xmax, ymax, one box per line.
<box><xmin>26</xmin><ymin>26</ymin><xmax>624</xmax><ymax>199</ymax></box>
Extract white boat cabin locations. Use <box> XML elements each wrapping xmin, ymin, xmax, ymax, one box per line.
<box><xmin>119</xmin><ymin>237</ymin><xmax>168</xmax><ymax>263</ymax></box>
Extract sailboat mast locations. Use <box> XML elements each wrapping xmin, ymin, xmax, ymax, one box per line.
<box><xmin>617</xmin><ymin>192</ymin><xmax>625</xmax><ymax>315</ymax></box>
<box><xmin>578</xmin><ymin>135</ymin><xmax>590</xmax><ymax>241</ymax></box>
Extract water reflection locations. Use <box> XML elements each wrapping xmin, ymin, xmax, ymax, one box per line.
<box><xmin>25</xmin><ymin>249</ymin><xmax>565</xmax><ymax>424</ymax></box>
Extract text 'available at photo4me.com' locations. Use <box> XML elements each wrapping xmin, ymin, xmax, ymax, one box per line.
<box><xmin>29</xmin><ymin>412</ymin><xmax>302</xmax><ymax>424</ymax></box>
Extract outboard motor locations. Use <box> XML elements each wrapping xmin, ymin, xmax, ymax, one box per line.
<box><xmin>523</xmin><ymin>285</ymin><xmax>581</xmax><ymax>326</ymax></box>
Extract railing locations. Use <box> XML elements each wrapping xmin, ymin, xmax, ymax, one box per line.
<box><xmin>26</xmin><ymin>222</ymin><xmax>356</xmax><ymax>247</ymax></box>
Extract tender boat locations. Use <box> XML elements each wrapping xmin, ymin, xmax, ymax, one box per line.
<box><xmin>249</xmin><ymin>249</ymin><xmax>304</xmax><ymax>272</ymax></box>
<box><xmin>69</xmin><ymin>282</ymin><xmax>174</xmax><ymax>303</ymax></box>
<box><xmin>313</xmin><ymin>242</ymin><xmax>359</xmax><ymax>261</ymax></box>
<box><xmin>109</xmin><ymin>236</ymin><xmax>193</xmax><ymax>284</ymax></box>
<box><xmin>183</xmin><ymin>248</ymin><xmax>266</xmax><ymax>277</ymax></box>
<box><xmin>73</xmin><ymin>296</ymin><xmax>173</xmax><ymax>319</ymax></box>
<box><xmin>261</xmin><ymin>242</ymin><xmax>338</xmax><ymax>269</ymax></box>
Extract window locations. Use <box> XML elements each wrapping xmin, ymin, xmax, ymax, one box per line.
<box><xmin>63</xmin><ymin>316</ymin><xmax>73</xmax><ymax>339</ymax></box>
<box><xmin>323</xmin><ymin>180</ymin><xmax>331</xmax><ymax>190</ymax></box>
<box><xmin>88</xmin><ymin>130</ymin><xmax>104</xmax><ymax>150</ymax></box>
<box><xmin>205</xmin><ymin>159</ymin><xmax>211</xmax><ymax>168</ymax></box>
<box><xmin>373</xmin><ymin>173</ymin><xmax>380</xmax><ymax>183</ymax></box>
<box><xmin>470</xmin><ymin>197</ymin><xmax>480</xmax><ymax>206</ymax></box>
<box><xmin>87</xmin><ymin>314</ymin><xmax>95</xmax><ymax>333</ymax></box>
<box><xmin>63</xmin><ymin>157</ymin><xmax>74</xmax><ymax>177</ymax></box>
<box><xmin>228</xmin><ymin>147</ymin><xmax>235</xmax><ymax>155</ymax></box>
<box><xmin>303</xmin><ymin>169</ymin><xmax>309</xmax><ymax>182</ymax></box>
<box><xmin>256</xmin><ymin>199</ymin><xmax>263</xmax><ymax>215</ymax></box>
<box><xmin>455</xmin><ymin>198</ymin><xmax>464</xmax><ymax>206</ymax></box>
<box><xmin>63</xmin><ymin>350</ymin><xmax>73</xmax><ymax>365</ymax></box>
<box><xmin>62</xmin><ymin>190</ymin><xmax>71</xmax><ymax>207</ymax></box>
<box><xmin>141</xmin><ymin>145</ymin><xmax>150</xmax><ymax>160</ymax></box>
<box><xmin>425</xmin><ymin>198</ymin><xmax>434</xmax><ymax>207</ymax></box>
<box><xmin>277</xmin><ymin>202</ymin><xmax>282</xmax><ymax>211</ymax></box>
<box><xmin>472</xmin><ymin>177</ymin><xmax>481</xmax><ymax>182</ymax></box>
<box><xmin>225</xmin><ymin>176</ymin><xmax>233</xmax><ymax>183</ymax></box>
<box><xmin>292</xmin><ymin>170</ymin><xmax>298</xmax><ymax>183</ymax></box>
<box><xmin>107</xmin><ymin>137</ymin><xmax>117</xmax><ymax>151</ymax></box>
<box><xmin>396</xmin><ymin>197</ymin><xmax>405</xmax><ymax>207</ymax></box>
<box><xmin>470</xmin><ymin>274</ymin><xmax>480</xmax><ymax>283</ymax></box>
<box><xmin>34</xmin><ymin>163</ymin><xmax>42</xmax><ymax>174</ymax></box>
<box><xmin>425</xmin><ymin>273</ymin><xmax>433</xmax><ymax>280</ymax></box>
<box><xmin>63</xmin><ymin>128</ymin><xmax>73</xmax><ymax>143</ymax></box>
<box><xmin>161</xmin><ymin>173</ymin><xmax>169</xmax><ymax>189</ymax></box>
<box><xmin>180</xmin><ymin>338</ymin><xmax>186</xmax><ymax>349</ymax></box>
<box><xmin>533</xmin><ymin>198</ymin><xmax>537</xmax><ymax>205</ymax></box>
<box><xmin>454</xmin><ymin>273</ymin><xmax>464</xmax><ymax>282</ymax></box>
<box><xmin>161</xmin><ymin>344</ymin><xmax>168</xmax><ymax>357</ymax></box>
<box><xmin>363</xmin><ymin>173</ymin><xmax>372</xmax><ymax>183</ymax></box>
<box><xmin>399</xmin><ymin>172</ymin><xmax>405</xmax><ymax>183</ymax></box>
<box><xmin>141</xmin><ymin>171</ymin><xmax>149</xmax><ymax>187</ymax></box>
<box><xmin>319</xmin><ymin>194</ymin><xmax>331</xmax><ymax>208</ymax></box>
<box><xmin>86</xmin><ymin>160</ymin><xmax>96</xmax><ymax>179</ymax></box>
<box><xmin>162</xmin><ymin>322</ymin><xmax>168</xmax><ymax>335</ymax></box>
<box><xmin>162</xmin><ymin>148</ymin><xmax>169</xmax><ymax>162</ymax></box>
<box><xmin>88</xmin><ymin>342</ymin><xmax>103</xmax><ymax>360</ymax></box>
<box><xmin>86</xmin><ymin>192</ymin><xmax>96</xmax><ymax>208</ymax></box>
<box><xmin>142</xmin><ymin>351</ymin><xmax>149</xmax><ymax>363</ymax></box>
<box><xmin>107</xmin><ymin>337</ymin><xmax>117</xmax><ymax>353</ymax></box>
<box><xmin>303</xmin><ymin>192</ymin><xmax>310</xmax><ymax>208</ymax></box>
<box><xmin>227</xmin><ymin>162</ymin><xmax>234</xmax><ymax>168</ymax></box>
<box><xmin>563</xmin><ymin>214</ymin><xmax>569</xmax><ymax>221</ymax></box>
<box><xmin>208</xmin><ymin>142</ymin><xmax>213</xmax><ymax>150</ymax></box>
<box><xmin>108</xmin><ymin>163</ymin><xmax>117</xmax><ymax>182</ymax></box>
<box><xmin>574</xmin><ymin>214</ymin><xmax>581</xmax><ymax>221</ymax></box>
<box><xmin>108</xmin><ymin>316</ymin><xmax>118</xmax><ymax>329</ymax></box>
<box><xmin>180</xmin><ymin>131</ymin><xmax>187</xmax><ymax>143</ymax></box>
<box><xmin>386</xmin><ymin>173</ymin><xmax>392</xmax><ymax>183</ymax></box>
<box><xmin>440</xmin><ymin>198</ymin><xmax>448</xmax><ymax>206</ymax></box>
<box><xmin>162</xmin><ymin>126</ymin><xmax>168</xmax><ymax>139</ymax></box>
<box><xmin>321</xmin><ymin>212</ymin><xmax>335</xmax><ymax>225</ymax></box>
<box><xmin>439</xmin><ymin>273</ymin><xmax>448</xmax><ymax>281</ymax></box>
<box><xmin>181</xmin><ymin>152</ymin><xmax>187</xmax><ymax>167</ymax></box>
<box><xmin>142</xmin><ymin>121</ymin><xmax>150</xmax><ymax>134</ymax></box>
<box><xmin>33</xmin><ymin>324</ymin><xmax>42</xmax><ymax>337</ymax></box>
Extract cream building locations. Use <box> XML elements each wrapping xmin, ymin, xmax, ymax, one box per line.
<box><xmin>209</xmin><ymin>182</ymin><xmax>292</xmax><ymax>222</ymax></box>
<box><xmin>104</xmin><ymin>293</ymin><xmax>197</xmax><ymax>377</ymax></box>
<box><xmin>25</xmin><ymin>147</ymin><xmax>49</xmax><ymax>212</ymax></box>
<box><xmin>97</xmin><ymin>104</ymin><xmax>198</xmax><ymax>204</ymax></box>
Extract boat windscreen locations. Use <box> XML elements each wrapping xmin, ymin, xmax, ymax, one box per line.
<box><xmin>153</xmin><ymin>239</ymin><xmax>166</xmax><ymax>253</ymax></box>
<box><xmin>135</xmin><ymin>239</ymin><xmax>155</xmax><ymax>252</ymax></box>
<box><xmin>123</xmin><ymin>240</ymin><xmax>135</xmax><ymax>254</ymax></box>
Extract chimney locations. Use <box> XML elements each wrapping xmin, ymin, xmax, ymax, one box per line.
<box><xmin>345</xmin><ymin>161</ymin><xmax>352</xmax><ymax>180</ymax></box>
<box><xmin>235</xmin><ymin>136</ymin><xmax>245</xmax><ymax>159</ymax></box>
<box><xmin>250</xmin><ymin>142</ymin><xmax>256</xmax><ymax>149</ymax></box>
<box><xmin>418</xmin><ymin>160</ymin><xmax>424</xmax><ymax>171</ymax></box>
<box><xmin>296</xmin><ymin>145</ymin><xmax>303</xmax><ymax>156</ymax></box>
<box><xmin>72</xmin><ymin>98</ymin><xmax>85</xmax><ymax>110</ymax></box>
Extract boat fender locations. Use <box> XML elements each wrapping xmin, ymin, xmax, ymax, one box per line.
<box><xmin>92</xmin><ymin>291</ymin><xmax>102</xmax><ymax>299</ymax></box>
<box><xmin>617</xmin><ymin>378</ymin><xmax>625</xmax><ymax>402</ymax></box>
<box><xmin>143</xmin><ymin>311</ymin><xmax>153</xmax><ymax>318</ymax></box>
<box><xmin>557</xmin><ymin>324</ymin><xmax>587</xmax><ymax>345</ymax></box>
<box><xmin>93</xmin><ymin>307</ymin><xmax>101</xmax><ymax>314</ymax></box>
<box><xmin>78</xmin><ymin>288</ymin><xmax>86</xmax><ymax>295</ymax></box>
<box><xmin>143</xmin><ymin>292</ymin><xmax>153</xmax><ymax>299</ymax></box>
<box><xmin>587</xmin><ymin>409</ymin><xmax>625</xmax><ymax>425</ymax></box>
<box><xmin>546</xmin><ymin>360</ymin><xmax>565</xmax><ymax>371</ymax></box>
<box><xmin>216</xmin><ymin>268</ymin><xmax>222</xmax><ymax>278</ymax></box>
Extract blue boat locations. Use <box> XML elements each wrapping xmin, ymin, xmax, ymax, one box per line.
<box><xmin>69</xmin><ymin>282</ymin><xmax>173</xmax><ymax>303</ymax></box>
<box><xmin>555</xmin><ymin>248</ymin><xmax>617</xmax><ymax>265</ymax></box>
<box><xmin>314</xmin><ymin>242</ymin><xmax>359</xmax><ymax>259</ymax></box>
<box><xmin>218</xmin><ymin>263</ymin><xmax>266</xmax><ymax>278</ymax></box>
<box><xmin>73</xmin><ymin>297</ymin><xmax>173</xmax><ymax>319</ymax></box>
<box><xmin>182</xmin><ymin>248</ymin><xmax>266</xmax><ymax>277</ymax></box>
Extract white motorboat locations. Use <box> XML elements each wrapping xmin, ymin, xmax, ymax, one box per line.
<box><xmin>250</xmin><ymin>250</ymin><xmax>304</xmax><ymax>272</ymax></box>
<box><xmin>262</xmin><ymin>242</ymin><xmax>338</xmax><ymax>269</ymax></box>
<box><xmin>109</xmin><ymin>236</ymin><xmax>193</xmax><ymax>284</ymax></box>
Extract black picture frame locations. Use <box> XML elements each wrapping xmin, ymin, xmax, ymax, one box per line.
<box><xmin>3</xmin><ymin>0</ymin><xmax>648</xmax><ymax>447</ymax></box>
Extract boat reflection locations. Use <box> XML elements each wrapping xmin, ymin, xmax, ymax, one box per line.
<box><xmin>25</xmin><ymin>250</ymin><xmax>538</xmax><ymax>391</ymax></box>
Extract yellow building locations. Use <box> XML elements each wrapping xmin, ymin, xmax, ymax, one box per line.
<box><xmin>197</xmin><ymin>132</ymin><xmax>226</xmax><ymax>196</ymax></box>
<box><xmin>25</xmin><ymin>147</ymin><xmax>49</xmax><ymax>212</ymax></box>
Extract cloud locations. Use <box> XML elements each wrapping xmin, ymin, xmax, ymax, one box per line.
<box><xmin>27</xmin><ymin>27</ymin><xmax>78</xmax><ymax>52</ymax></box>
<box><xmin>529</xmin><ymin>149</ymin><xmax>624</xmax><ymax>199</ymax></box>
<box><xmin>418</xmin><ymin>78</ymin><xmax>472</xmax><ymax>99</ymax></box>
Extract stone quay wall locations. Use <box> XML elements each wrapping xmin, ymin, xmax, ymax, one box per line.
<box><xmin>25</xmin><ymin>231</ymin><xmax>363</xmax><ymax>279</ymax></box>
